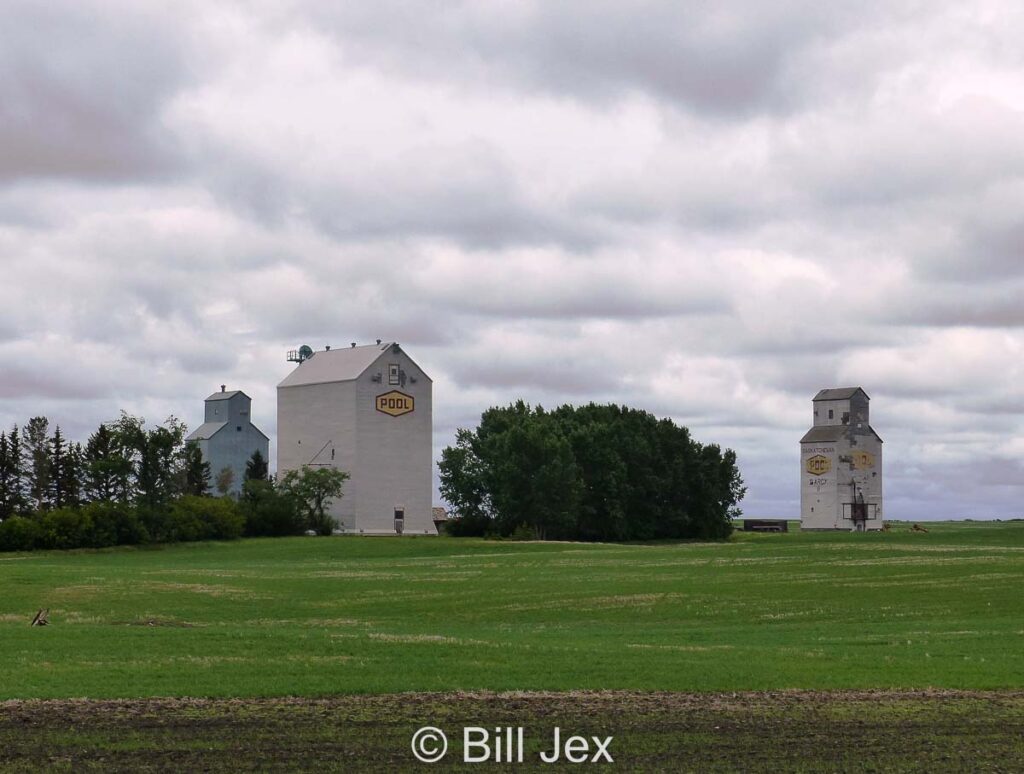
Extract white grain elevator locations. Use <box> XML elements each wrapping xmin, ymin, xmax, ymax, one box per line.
<box><xmin>800</xmin><ymin>387</ymin><xmax>883</xmax><ymax>531</ymax></box>
<box><xmin>277</xmin><ymin>341</ymin><xmax>435</xmax><ymax>535</ymax></box>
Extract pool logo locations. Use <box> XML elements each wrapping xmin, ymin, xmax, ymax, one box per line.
<box><xmin>376</xmin><ymin>390</ymin><xmax>415</xmax><ymax>417</ymax></box>
<box><xmin>806</xmin><ymin>454</ymin><xmax>831</xmax><ymax>476</ymax></box>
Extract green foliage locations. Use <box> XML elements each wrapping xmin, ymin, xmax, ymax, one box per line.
<box><xmin>440</xmin><ymin>401</ymin><xmax>745</xmax><ymax>541</ymax></box>
<box><xmin>442</xmin><ymin>509</ymin><xmax>494</xmax><ymax>537</ymax></box>
<box><xmin>0</xmin><ymin>516</ymin><xmax>40</xmax><ymax>551</ymax></box>
<box><xmin>0</xmin><ymin>428</ymin><xmax>28</xmax><ymax>519</ymax></box>
<box><xmin>0</xmin><ymin>414</ymin><xmax>273</xmax><ymax>552</ymax></box>
<box><xmin>240</xmin><ymin>479</ymin><xmax>304</xmax><ymax>537</ymax></box>
<box><xmin>279</xmin><ymin>466</ymin><xmax>350</xmax><ymax>536</ymax></box>
<box><xmin>215</xmin><ymin>467</ymin><xmax>235</xmax><ymax>496</ymax></box>
<box><xmin>84</xmin><ymin>423</ymin><xmax>132</xmax><ymax>502</ymax></box>
<box><xmin>182</xmin><ymin>442</ymin><xmax>211</xmax><ymax>497</ymax></box>
<box><xmin>111</xmin><ymin>412</ymin><xmax>188</xmax><ymax>510</ymax></box>
<box><xmin>508</xmin><ymin>522</ymin><xmax>536</xmax><ymax>541</ymax></box>
<box><xmin>82</xmin><ymin>501</ymin><xmax>149</xmax><ymax>546</ymax></box>
<box><xmin>167</xmin><ymin>496</ymin><xmax>245</xmax><ymax>542</ymax></box>
<box><xmin>37</xmin><ymin>507</ymin><xmax>96</xmax><ymax>550</ymax></box>
<box><xmin>245</xmin><ymin>450</ymin><xmax>269</xmax><ymax>482</ymax></box>
<box><xmin>23</xmin><ymin>416</ymin><xmax>50</xmax><ymax>511</ymax></box>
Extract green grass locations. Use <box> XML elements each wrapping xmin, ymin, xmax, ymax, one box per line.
<box><xmin>1</xmin><ymin>521</ymin><xmax>1022</xmax><ymax>699</ymax></box>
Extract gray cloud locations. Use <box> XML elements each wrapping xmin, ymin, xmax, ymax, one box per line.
<box><xmin>2</xmin><ymin>2</ymin><xmax>1024</xmax><ymax>521</ymax></box>
<box><xmin>0</xmin><ymin>1</ymin><xmax>190</xmax><ymax>182</ymax></box>
<box><xmin>308</xmin><ymin>1</ymin><xmax>885</xmax><ymax>116</ymax></box>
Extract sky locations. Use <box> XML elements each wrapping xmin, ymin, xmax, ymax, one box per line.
<box><xmin>2</xmin><ymin>1</ymin><xmax>1024</xmax><ymax>520</ymax></box>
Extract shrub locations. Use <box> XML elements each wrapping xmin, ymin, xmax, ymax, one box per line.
<box><xmin>165</xmin><ymin>500</ymin><xmax>205</xmax><ymax>542</ymax></box>
<box><xmin>138</xmin><ymin>505</ymin><xmax>174</xmax><ymax>543</ymax></box>
<box><xmin>0</xmin><ymin>516</ymin><xmax>41</xmax><ymax>552</ymax></box>
<box><xmin>168</xmin><ymin>496</ymin><xmax>244</xmax><ymax>542</ymax></box>
<box><xmin>509</xmin><ymin>523</ymin><xmax>536</xmax><ymax>541</ymax></box>
<box><xmin>199</xmin><ymin>497</ymin><xmax>245</xmax><ymax>540</ymax></box>
<box><xmin>240</xmin><ymin>480</ymin><xmax>305</xmax><ymax>537</ymax></box>
<box><xmin>38</xmin><ymin>508</ymin><xmax>96</xmax><ymax>550</ymax></box>
<box><xmin>83</xmin><ymin>501</ymin><xmax>148</xmax><ymax>546</ymax></box>
<box><xmin>441</xmin><ymin>511</ymin><xmax>491</xmax><ymax>537</ymax></box>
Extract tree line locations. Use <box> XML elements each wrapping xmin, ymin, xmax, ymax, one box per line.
<box><xmin>0</xmin><ymin>413</ymin><xmax>348</xmax><ymax>551</ymax></box>
<box><xmin>439</xmin><ymin>402</ymin><xmax>745</xmax><ymax>541</ymax></box>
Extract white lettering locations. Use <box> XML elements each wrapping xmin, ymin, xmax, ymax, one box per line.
<box><xmin>563</xmin><ymin>735</ymin><xmax>590</xmax><ymax>763</ymax></box>
<box><xmin>591</xmin><ymin>736</ymin><xmax>614</xmax><ymax>762</ymax></box>
<box><xmin>463</xmin><ymin>728</ymin><xmax>490</xmax><ymax>763</ymax></box>
<box><xmin>539</xmin><ymin>726</ymin><xmax>562</xmax><ymax>763</ymax></box>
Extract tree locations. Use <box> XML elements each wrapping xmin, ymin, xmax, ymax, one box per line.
<box><xmin>5</xmin><ymin>427</ymin><xmax>27</xmax><ymax>515</ymax></box>
<box><xmin>60</xmin><ymin>440</ymin><xmax>85</xmax><ymax>509</ymax></box>
<box><xmin>23</xmin><ymin>416</ymin><xmax>51</xmax><ymax>511</ymax></box>
<box><xmin>182</xmin><ymin>442</ymin><xmax>211</xmax><ymax>496</ymax></box>
<box><xmin>110</xmin><ymin>413</ymin><xmax>188</xmax><ymax>510</ymax></box>
<box><xmin>438</xmin><ymin>428</ymin><xmax>493</xmax><ymax>537</ymax></box>
<box><xmin>84</xmin><ymin>423</ymin><xmax>132</xmax><ymax>502</ymax></box>
<box><xmin>279</xmin><ymin>466</ymin><xmax>349</xmax><ymax>536</ymax></box>
<box><xmin>48</xmin><ymin>426</ymin><xmax>68</xmax><ymax>509</ymax></box>
<box><xmin>440</xmin><ymin>401</ymin><xmax>744</xmax><ymax>541</ymax></box>
<box><xmin>0</xmin><ymin>430</ymin><xmax>26</xmax><ymax>520</ymax></box>
<box><xmin>245</xmin><ymin>450</ymin><xmax>268</xmax><ymax>482</ymax></box>
<box><xmin>215</xmin><ymin>466</ymin><xmax>235</xmax><ymax>496</ymax></box>
<box><xmin>240</xmin><ymin>478</ymin><xmax>304</xmax><ymax>537</ymax></box>
<box><xmin>485</xmin><ymin>409</ymin><xmax>581</xmax><ymax>539</ymax></box>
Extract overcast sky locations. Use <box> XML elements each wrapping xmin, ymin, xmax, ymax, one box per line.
<box><xmin>3</xmin><ymin>1</ymin><xmax>1023</xmax><ymax>520</ymax></box>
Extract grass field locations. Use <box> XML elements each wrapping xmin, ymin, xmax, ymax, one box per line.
<box><xmin>2</xmin><ymin>522</ymin><xmax>1024</xmax><ymax>770</ymax></box>
<box><xmin>1</xmin><ymin>521</ymin><xmax>1022</xmax><ymax>699</ymax></box>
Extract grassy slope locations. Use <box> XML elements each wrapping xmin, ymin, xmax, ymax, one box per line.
<box><xmin>0</xmin><ymin>521</ymin><xmax>1022</xmax><ymax>699</ymax></box>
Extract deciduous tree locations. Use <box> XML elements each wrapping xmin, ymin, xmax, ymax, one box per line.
<box><xmin>279</xmin><ymin>466</ymin><xmax>349</xmax><ymax>536</ymax></box>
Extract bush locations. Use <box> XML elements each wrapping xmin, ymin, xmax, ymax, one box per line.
<box><xmin>138</xmin><ymin>505</ymin><xmax>174</xmax><ymax>543</ymax></box>
<box><xmin>168</xmin><ymin>496</ymin><xmax>244</xmax><ymax>542</ymax></box>
<box><xmin>83</xmin><ymin>501</ymin><xmax>148</xmax><ymax>546</ymax></box>
<box><xmin>165</xmin><ymin>502</ymin><xmax>204</xmax><ymax>542</ymax></box>
<box><xmin>442</xmin><ymin>511</ymin><xmax>491</xmax><ymax>537</ymax></box>
<box><xmin>240</xmin><ymin>480</ymin><xmax>305</xmax><ymax>537</ymax></box>
<box><xmin>38</xmin><ymin>508</ymin><xmax>96</xmax><ymax>550</ymax></box>
<box><xmin>0</xmin><ymin>516</ymin><xmax>41</xmax><ymax>552</ymax></box>
<box><xmin>509</xmin><ymin>523</ymin><xmax>536</xmax><ymax>541</ymax></box>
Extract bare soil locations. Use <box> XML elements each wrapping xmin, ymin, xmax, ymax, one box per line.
<box><xmin>1</xmin><ymin>690</ymin><xmax>1022</xmax><ymax>772</ymax></box>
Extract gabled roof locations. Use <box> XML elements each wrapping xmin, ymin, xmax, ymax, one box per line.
<box><xmin>205</xmin><ymin>390</ymin><xmax>248</xmax><ymax>402</ymax></box>
<box><xmin>800</xmin><ymin>426</ymin><xmax>846</xmax><ymax>443</ymax></box>
<box><xmin>277</xmin><ymin>342</ymin><xmax>400</xmax><ymax>388</ymax></box>
<box><xmin>186</xmin><ymin>421</ymin><xmax>227</xmax><ymax>441</ymax></box>
<box><xmin>800</xmin><ymin>424</ymin><xmax>883</xmax><ymax>444</ymax></box>
<box><xmin>813</xmin><ymin>387</ymin><xmax>869</xmax><ymax>402</ymax></box>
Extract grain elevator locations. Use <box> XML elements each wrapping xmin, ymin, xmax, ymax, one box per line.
<box><xmin>800</xmin><ymin>387</ymin><xmax>883</xmax><ymax>531</ymax></box>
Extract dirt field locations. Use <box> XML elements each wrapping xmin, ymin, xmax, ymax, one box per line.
<box><xmin>2</xmin><ymin>690</ymin><xmax>1022</xmax><ymax>772</ymax></box>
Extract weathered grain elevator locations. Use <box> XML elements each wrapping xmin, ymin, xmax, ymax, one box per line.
<box><xmin>800</xmin><ymin>387</ymin><xmax>883</xmax><ymax>531</ymax></box>
<box><xmin>185</xmin><ymin>387</ymin><xmax>270</xmax><ymax>496</ymax></box>
<box><xmin>277</xmin><ymin>341</ymin><xmax>435</xmax><ymax>535</ymax></box>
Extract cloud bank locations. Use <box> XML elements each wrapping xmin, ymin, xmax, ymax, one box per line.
<box><xmin>3</xmin><ymin>1</ymin><xmax>1024</xmax><ymax>519</ymax></box>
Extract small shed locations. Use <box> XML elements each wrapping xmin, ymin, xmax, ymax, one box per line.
<box><xmin>742</xmin><ymin>519</ymin><xmax>789</xmax><ymax>533</ymax></box>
